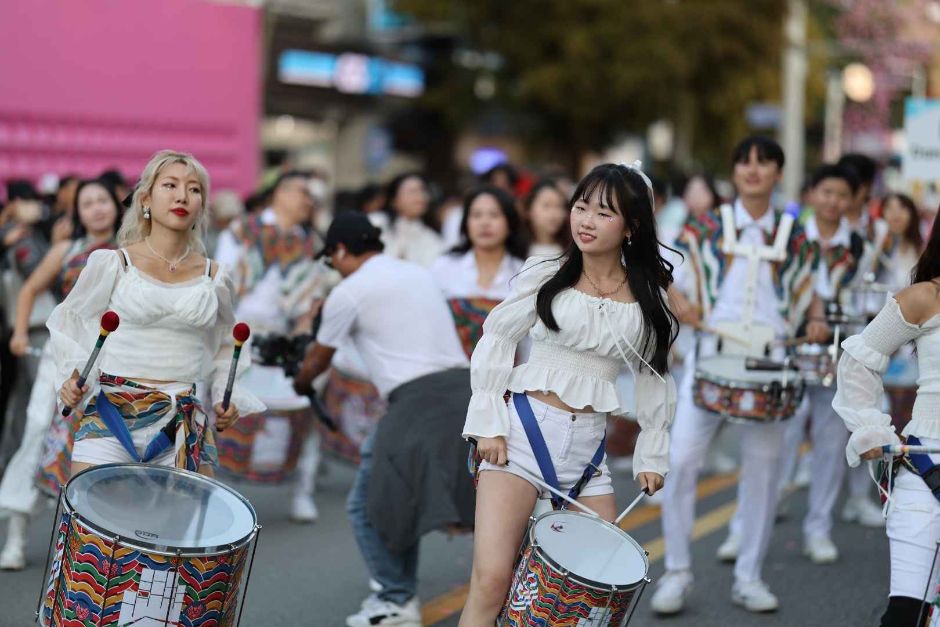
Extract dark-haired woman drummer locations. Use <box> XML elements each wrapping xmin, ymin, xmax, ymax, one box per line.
<box><xmin>459</xmin><ymin>162</ymin><xmax>678</xmax><ymax>625</ymax></box>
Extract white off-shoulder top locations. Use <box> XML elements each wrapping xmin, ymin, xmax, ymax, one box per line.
<box><xmin>46</xmin><ymin>248</ymin><xmax>265</xmax><ymax>415</ymax></box>
<box><xmin>463</xmin><ymin>255</ymin><xmax>677</xmax><ymax>477</ymax></box>
<box><xmin>833</xmin><ymin>297</ymin><xmax>940</xmax><ymax>466</ymax></box>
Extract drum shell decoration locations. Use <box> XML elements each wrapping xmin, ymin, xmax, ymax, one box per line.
<box><xmin>41</xmin><ymin>512</ymin><xmax>250</xmax><ymax>627</ymax></box>
<box><xmin>36</xmin><ymin>407</ymin><xmax>77</xmax><ymax>498</ymax></box>
<box><xmin>693</xmin><ymin>357</ymin><xmax>804</xmax><ymax>423</ymax></box>
<box><xmin>499</xmin><ymin>511</ymin><xmax>648</xmax><ymax>626</ymax></box>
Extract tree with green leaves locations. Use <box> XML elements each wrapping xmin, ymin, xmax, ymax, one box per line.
<box><xmin>398</xmin><ymin>0</ymin><xmax>808</xmax><ymax>174</ymax></box>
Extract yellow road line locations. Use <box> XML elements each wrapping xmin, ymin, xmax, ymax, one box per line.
<box><xmin>421</xmin><ymin>471</ymin><xmax>739</xmax><ymax>625</ymax></box>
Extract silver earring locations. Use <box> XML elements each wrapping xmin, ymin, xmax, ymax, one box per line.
<box><xmin>143</xmin><ymin>207</ymin><xmax>151</xmax><ymax>219</ymax></box>
<box><xmin>627</xmin><ymin>235</ymin><xmax>632</xmax><ymax>246</ymax></box>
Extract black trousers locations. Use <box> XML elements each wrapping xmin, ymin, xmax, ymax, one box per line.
<box><xmin>880</xmin><ymin>596</ymin><xmax>932</xmax><ymax>627</ymax></box>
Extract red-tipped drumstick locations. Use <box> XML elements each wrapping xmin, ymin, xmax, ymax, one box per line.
<box><xmin>218</xmin><ymin>323</ymin><xmax>250</xmax><ymax>430</ymax></box>
<box><xmin>62</xmin><ymin>311</ymin><xmax>120</xmax><ymax>416</ymax></box>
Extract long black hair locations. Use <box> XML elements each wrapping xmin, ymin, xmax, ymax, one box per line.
<box><xmin>534</xmin><ymin>164</ymin><xmax>678</xmax><ymax>375</ymax></box>
<box><xmin>71</xmin><ymin>178</ymin><xmax>124</xmax><ymax>240</ymax></box>
<box><xmin>450</xmin><ymin>185</ymin><xmax>528</xmax><ymax>260</ymax></box>
<box><xmin>911</xmin><ymin>205</ymin><xmax>939</xmax><ymax>285</ymax></box>
<box><xmin>382</xmin><ymin>172</ymin><xmax>437</xmax><ymax>231</ymax></box>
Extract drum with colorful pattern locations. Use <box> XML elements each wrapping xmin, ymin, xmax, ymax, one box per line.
<box><xmin>38</xmin><ymin>463</ymin><xmax>259</xmax><ymax>627</ymax></box>
<box><xmin>320</xmin><ymin>368</ymin><xmax>385</xmax><ymax>464</ymax></box>
<box><xmin>499</xmin><ymin>510</ymin><xmax>648</xmax><ymax>626</ymax></box>
<box><xmin>693</xmin><ymin>355</ymin><xmax>804</xmax><ymax>423</ymax></box>
<box><xmin>215</xmin><ymin>365</ymin><xmax>313</xmax><ymax>483</ymax></box>
<box><xmin>36</xmin><ymin>407</ymin><xmax>77</xmax><ymax>498</ymax></box>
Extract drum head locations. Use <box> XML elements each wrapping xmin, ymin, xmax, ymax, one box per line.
<box><xmin>532</xmin><ymin>511</ymin><xmax>647</xmax><ymax>587</ymax></box>
<box><xmin>66</xmin><ymin>464</ymin><xmax>257</xmax><ymax>554</ymax></box>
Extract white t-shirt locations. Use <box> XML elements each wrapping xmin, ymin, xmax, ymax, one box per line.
<box><xmin>317</xmin><ymin>255</ymin><xmax>468</xmax><ymax>397</ymax></box>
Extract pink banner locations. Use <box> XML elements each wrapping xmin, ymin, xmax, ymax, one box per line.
<box><xmin>0</xmin><ymin>0</ymin><xmax>261</xmax><ymax>196</ymax></box>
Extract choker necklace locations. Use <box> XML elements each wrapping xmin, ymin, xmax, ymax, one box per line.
<box><xmin>145</xmin><ymin>237</ymin><xmax>191</xmax><ymax>272</ymax></box>
<box><xmin>582</xmin><ymin>269</ymin><xmax>627</xmax><ymax>298</ymax></box>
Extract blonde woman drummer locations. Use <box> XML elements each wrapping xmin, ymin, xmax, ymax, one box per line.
<box><xmin>53</xmin><ymin>150</ymin><xmax>264</xmax><ymax>477</ymax></box>
<box><xmin>459</xmin><ymin>163</ymin><xmax>678</xmax><ymax>626</ymax></box>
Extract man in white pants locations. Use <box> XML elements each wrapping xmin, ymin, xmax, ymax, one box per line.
<box><xmin>720</xmin><ymin>163</ymin><xmax>866</xmax><ymax>566</ymax></box>
<box><xmin>652</xmin><ymin>136</ymin><xmax>828</xmax><ymax>614</ymax></box>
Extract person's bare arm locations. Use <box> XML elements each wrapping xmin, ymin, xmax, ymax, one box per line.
<box><xmin>293</xmin><ymin>343</ymin><xmax>336</xmax><ymax>396</ymax></box>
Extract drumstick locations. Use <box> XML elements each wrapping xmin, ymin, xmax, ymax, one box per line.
<box><xmin>218</xmin><ymin>322</ymin><xmax>250</xmax><ymax>432</ymax></box>
<box><xmin>693</xmin><ymin>323</ymin><xmax>749</xmax><ymax>347</ymax></box>
<box><xmin>883</xmin><ymin>444</ymin><xmax>940</xmax><ymax>456</ymax></box>
<box><xmin>508</xmin><ymin>462</ymin><xmax>602</xmax><ymax>518</ymax></box>
<box><xmin>466</xmin><ymin>438</ymin><xmax>601</xmax><ymax>518</ymax></box>
<box><xmin>614</xmin><ymin>491</ymin><xmax>646</xmax><ymax>525</ymax></box>
<box><xmin>62</xmin><ymin>311</ymin><xmax>119</xmax><ymax>417</ymax></box>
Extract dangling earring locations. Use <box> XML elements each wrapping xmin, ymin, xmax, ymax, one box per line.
<box><xmin>626</xmin><ymin>235</ymin><xmax>632</xmax><ymax>246</ymax></box>
<box><xmin>143</xmin><ymin>206</ymin><xmax>151</xmax><ymax>220</ymax></box>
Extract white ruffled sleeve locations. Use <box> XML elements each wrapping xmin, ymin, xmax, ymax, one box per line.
<box><xmin>631</xmin><ymin>369</ymin><xmax>677</xmax><ymax>478</ymax></box>
<box><xmin>45</xmin><ymin>249</ymin><xmax>122</xmax><ymax>400</ymax></box>
<box><xmin>463</xmin><ymin>255</ymin><xmax>560</xmax><ymax>439</ymax></box>
<box><xmin>208</xmin><ymin>268</ymin><xmax>266</xmax><ymax>416</ymax></box>
<box><xmin>832</xmin><ymin>298</ymin><xmax>922</xmax><ymax>466</ymax></box>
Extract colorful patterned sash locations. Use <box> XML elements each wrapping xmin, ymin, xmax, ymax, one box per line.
<box><xmin>447</xmin><ymin>297</ymin><xmax>502</xmax><ymax>358</ymax></box>
<box><xmin>77</xmin><ymin>374</ymin><xmax>217</xmax><ymax>471</ymax></box>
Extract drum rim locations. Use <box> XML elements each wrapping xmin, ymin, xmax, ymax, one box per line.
<box><xmin>693</xmin><ymin>365</ymin><xmax>804</xmax><ymax>393</ymax></box>
<box><xmin>64</xmin><ymin>463</ymin><xmax>259</xmax><ymax>557</ymax></box>
<box><xmin>527</xmin><ymin>510</ymin><xmax>649</xmax><ymax>591</ymax></box>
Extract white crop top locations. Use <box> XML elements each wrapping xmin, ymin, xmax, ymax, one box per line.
<box><xmin>463</xmin><ymin>255</ymin><xmax>677</xmax><ymax>477</ymax></box>
<box><xmin>46</xmin><ymin>248</ymin><xmax>265</xmax><ymax>415</ymax></box>
<box><xmin>833</xmin><ymin>297</ymin><xmax>940</xmax><ymax>466</ymax></box>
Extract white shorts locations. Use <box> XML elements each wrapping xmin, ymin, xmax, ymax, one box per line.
<box><xmin>479</xmin><ymin>393</ymin><xmax>613</xmax><ymax>499</ymax></box>
<box><xmin>887</xmin><ymin>463</ymin><xmax>940</xmax><ymax>600</ymax></box>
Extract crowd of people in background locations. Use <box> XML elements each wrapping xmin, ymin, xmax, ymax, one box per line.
<box><xmin>0</xmin><ymin>145</ymin><xmax>936</xmax><ymax>625</ymax></box>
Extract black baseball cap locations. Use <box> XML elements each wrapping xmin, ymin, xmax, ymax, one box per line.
<box><xmin>315</xmin><ymin>211</ymin><xmax>383</xmax><ymax>259</ymax></box>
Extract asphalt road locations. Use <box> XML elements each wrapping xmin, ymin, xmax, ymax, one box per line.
<box><xmin>1</xmin><ymin>456</ymin><xmax>890</xmax><ymax>626</ymax></box>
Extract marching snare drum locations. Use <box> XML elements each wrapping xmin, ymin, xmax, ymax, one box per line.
<box><xmin>790</xmin><ymin>343</ymin><xmax>836</xmax><ymax>388</ymax></box>
<box><xmin>216</xmin><ymin>365</ymin><xmax>313</xmax><ymax>483</ymax></box>
<box><xmin>693</xmin><ymin>355</ymin><xmax>804</xmax><ymax>422</ymax></box>
<box><xmin>38</xmin><ymin>463</ymin><xmax>259</xmax><ymax>627</ymax></box>
<box><xmin>499</xmin><ymin>510</ymin><xmax>649</xmax><ymax>626</ymax></box>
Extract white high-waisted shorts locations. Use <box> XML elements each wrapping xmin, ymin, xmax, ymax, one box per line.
<box><xmin>479</xmin><ymin>393</ymin><xmax>613</xmax><ymax>499</ymax></box>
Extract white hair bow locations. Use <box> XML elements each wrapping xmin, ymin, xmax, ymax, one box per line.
<box><xmin>620</xmin><ymin>160</ymin><xmax>656</xmax><ymax>211</ymax></box>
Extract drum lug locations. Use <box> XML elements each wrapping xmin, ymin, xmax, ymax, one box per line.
<box><xmin>644</xmin><ymin>550</ymin><xmax>649</xmax><ymax>556</ymax></box>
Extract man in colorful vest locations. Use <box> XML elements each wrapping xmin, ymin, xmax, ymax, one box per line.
<box><xmin>652</xmin><ymin>136</ymin><xmax>828</xmax><ymax>614</ymax></box>
<box><xmin>215</xmin><ymin>171</ymin><xmax>329</xmax><ymax>522</ymax></box>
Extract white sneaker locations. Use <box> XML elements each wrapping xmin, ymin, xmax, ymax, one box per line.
<box><xmin>290</xmin><ymin>494</ymin><xmax>319</xmax><ymax>524</ymax></box>
<box><xmin>716</xmin><ymin>533</ymin><xmax>739</xmax><ymax>562</ymax></box>
<box><xmin>0</xmin><ymin>538</ymin><xmax>24</xmax><ymax>571</ymax></box>
<box><xmin>346</xmin><ymin>594</ymin><xmax>421</xmax><ymax>627</ymax></box>
<box><xmin>650</xmin><ymin>570</ymin><xmax>693</xmax><ymax>615</ymax></box>
<box><xmin>804</xmin><ymin>535</ymin><xmax>838</xmax><ymax>564</ymax></box>
<box><xmin>841</xmin><ymin>496</ymin><xmax>885</xmax><ymax>527</ymax></box>
<box><xmin>731</xmin><ymin>580</ymin><xmax>779</xmax><ymax>612</ymax></box>
<box><xmin>0</xmin><ymin>513</ymin><xmax>27</xmax><ymax>571</ymax></box>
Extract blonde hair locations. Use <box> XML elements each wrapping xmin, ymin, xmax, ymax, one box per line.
<box><xmin>117</xmin><ymin>149</ymin><xmax>211</xmax><ymax>255</ymax></box>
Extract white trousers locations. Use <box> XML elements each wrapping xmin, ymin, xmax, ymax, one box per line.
<box><xmin>662</xmin><ymin>365</ymin><xmax>787</xmax><ymax>583</ymax></box>
<box><xmin>778</xmin><ymin>385</ymin><xmax>849</xmax><ymax>539</ymax></box>
<box><xmin>887</xmin><ymin>464</ymin><xmax>940</xmax><ymax>600</ymax></box>
<box><xmin>0</xmin><ymin>345</ymin><xmax>57</xmax><ymax>514</ymax></box>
